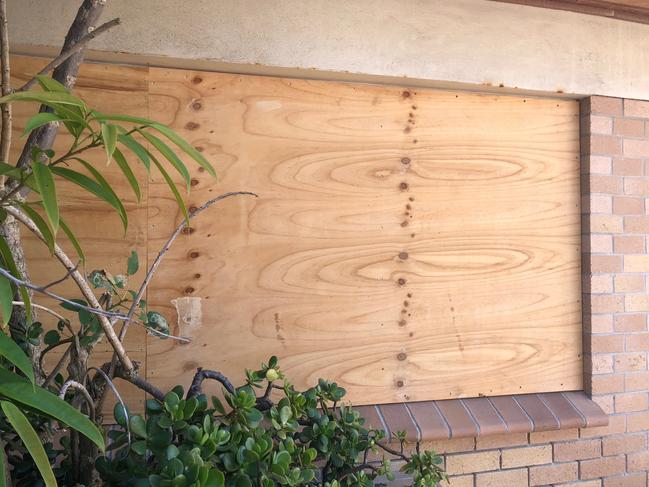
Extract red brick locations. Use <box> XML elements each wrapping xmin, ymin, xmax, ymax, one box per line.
<box><xmin>625</xmin><ymin>99</ymin><xmax>649</xmax><ymax>118</ymax></box>
<box><xmin>530</xmin><ymin>462</ymin><xmax>578</xmax><ymax>486</ymax></box>
<box><xmin>590</xmin><ymin>115</ymin><xmax>613</xmax><ymax>134</ymax></box>
<box><xmin>624</xmin><ymin>139</ymin><xmax>649</xmax><ymax>158</ymax></box>
<box><xmin>588</xmin><ymin>234</ymin><xmax>613</xmax><ymax>253</ymax></box>
<box><xmin>593</xmin><ymin>394</ymin><xmax>614</xmax><ymax>414</ymax></box>
<box><xmin>614</xmin><ymin>118</ymin><xmax>645</xmax><ymax>137</ymax></box>
<box><xmin>627</xmin><ymin>450</ymin><xmax>649</xmax><ymax>472</ymax></box>
<box><xmin>613</xmin><ymin>235</ymin><xmax>645</xmax><ymax>254</ymax></box>
<box><xmin>530</xmin><ymin>428</ymin><xmax>578</xmax><ymax>444</ymax></box>
<box><xmin>590</xmin><ymin>135</ymin><xmax>622</xmax><ymax>156</ymax></box>
<box><xmin>590</xmin><ymin>354</ymin><xmax>614</xmax><ymax>374</ymax></box>
<box><xmin>502</xmin><ymin>445</ymin><xmax>551</xmax><ymax>468</ymax></box>
<box><xmin>554</xmin><ymin>439</ymin><xmax>601</xmax><ymax>462</ymax></box>
<box><xmin>625</xmin><ymin>295</ymin><xmax>649</xmax><ymax>313</ymax></box>
<box><xmin>585</xmin><ymin>215</ymin><xmax>624</xmax><ymax>233</ymax></box>
<box><xmin>614</xmin><ymin>275</ymin><xmax>645</xmax><ymax>294</ymax></box>
<box><xmin>579</xmin><ymin>455</ymin><xmax>626</xmax><ymax>480</ymax></box>
<box><xmin>589</xmin><ymin>314</ymin><xmax>614</xmax><ymax>334</ymax></box>
<box><xmin>626</xmin><ymin>333</ymin><xmax>649</xmax><ymax>352</ymax></box>
<box><xmin>613</xmin><ymin>196</ymin><xmax>644</xmax><ymax>214</ymax></box>
<box><xmin>584</xmin><ymin>194</ymin><xmax>612</xmax><ymax>213</ymax></box>
<box><xmin>588</xmin><ymin>255</ymin><xmax>623</xmax><ymax>273</ymax></box>
<box><xmin>614</xmin><ymin>352</ymin><xmax>647</xmax><ymax>372</ymax></box>
<box><xmin>445</xmin><ymin>476</ymin><xmax>474</xmax><ymax>487</ymax></box>
<box><xmin>625</xmin><ymin>371</ymin><xmax>649</xmax><ymax>391</ymax></box>
<box><xmin>476</xmin><ymin>469</ymin><xmax>527</xmax><ymax>487</ymax></box>
<box><xmin>584</xmin><ymin>155</ymin><xmax>612</xmax><ymax>174</ymax></box>
<box><xmin>420</xmin><ymin>437</ymin><xmax>475</xmax><ymax>454</ymax></box>
<box><xmin>590</xmin><ymin>374</ymin><xmax>625</xmax><ymax>394</ymax></box>
<box><xmin>614</xmin><ymin>314</ymin><xmax>646</xmax><ymax>332</ymax></box>
<box><xmin>590</xmin><ymin>335</ymin><xmax>625</xmax><ymax>353</ymax></box>
<box><xmin>586</xmin><ymin>274</ymin><xmax>613</xmax><ymax>293</ymax></box>
<box><xmin>612</xmin><ymin>159</ymin><xmax>644</xmax><ymax>177</ymax></box>
<box><xmin>603</xmin><ymin>473</ymin><xmax>647</xmax><ymax>487</ymax></box>
<box><xmin>602</xmin><ymin>433</ymin><xmax>645</xmax><ymax>455</ymax></box>
<box><xmin>591</xmin><ymin>97</ymin><xmax>623</xmax><ymax>116</ymax></box>
<box><xmin>445</xmin><ymin>451</ymin><xmax>499</xmax><ymax>475</ymax></box>
<box><xmin>587</xmin><ymin>295</ymin><xmax>624</xmax><ymax>313</ymax></box>
<box><xmin>625</xmin><ymin>215</ymin><xmax>649</xmax><ymax>233</ymax></box>
<box><xmin>627</xmin><ymin>411</ymin><xmax>649</xmax><ymax>432</ymax></box>
<box><xmin>588</xmin><ymin>174</ymin><xmax>623</xmax><ymax>193</ymax></box>
<box><xmin>615</xmin><ymin>392</ymin><xmax>648</xmax><ymax>413</ymax></box>
<box><xmin>580</xmin><ymin>414</ymin><xmax>626</xmax><ymax>438</ymax></box>
<box><xmin>475</xmin><ymin>433</ymin><xmax>527</xmax><ymax>450</ymax></box>
<box><xmin>624</xmin><ymin>178</ymin><xmax>649</xmax><ymax>195</ymax></box>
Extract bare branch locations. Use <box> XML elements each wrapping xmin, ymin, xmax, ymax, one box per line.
<box><xmin>86</xmin><ymin>366</ymin><xmax>131</xmax><ymax>448</ymax></box>
<box><xmin>11</xmin><ymin>300</ymin><xmax>66</xmax><ymax>322</ymax></box>
<box><xmin>59</xmin><ymin>380</ymin><xmax>95</xmax><ymax>420</ymax></box>
<box><xmin>17</xmin><ymin>18</ymin><xmax>121</xmax><ymax>92</ymax></box>
<box><xmin>0</xmin><ymin>0</ymin><xmax>10</xmax><ymax>166</ymax></box>
<box><xmin>187</xmin><ymin>367</ymin><xmax>235</xmax><ymax>398</ymax></box>
<box><xmin>42</xmin><ymin>261</ymin><xmax>81</xmax><ymax>290</ymax></box>
<box><xmin>5</xmin><ymin>205</ymin><xmax>135</xmax><ymax>374</ymax></box>
<box><xmin>42</xmin><ymin>345</ymin><xmax>71</xmax><ymax>388</ymax></box>
<box><xmin>111</xmin><ymin>364</ymin><xmax>165</xmax><ymax>402</ymax></box>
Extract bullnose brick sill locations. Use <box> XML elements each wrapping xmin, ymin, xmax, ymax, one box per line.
<box><xmin>355</xmin><ymin>391</ymin><xmax>607</xmax><ymax>443</ymax></box>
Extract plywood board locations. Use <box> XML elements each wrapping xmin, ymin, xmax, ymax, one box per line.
<box><xmin>145</xmin><ymin>69</ymin><xmax>582</xmax><ymax>404</ymax></box>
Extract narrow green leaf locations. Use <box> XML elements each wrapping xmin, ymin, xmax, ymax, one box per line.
<box><xmin>18</xmin><ymin>203</ymin><xmax>55</xmax><ymax>253</ymax></box>
<box><xmin>51</xmin><ymin>165</ymin><xmax>128</xmax><ymax>231</ymax></box>
<box><xmin>113</xmin><ymin>148</ymin><xmax>141</xmax><ymax>202</ymax></box>
<box><xmin>0</xmin><ymin>90</ymin><xmax>84</xmax><ymax>107</ymax></box>
<box><xmin>150</xmin><ymin>153</ymin><xmax>189</xmax><ymax>223</ymax></box>
<box><xmin>117</xmin><ymin>133</ymin><xmax>150</xmax><ymax>172</ymax></box>
<box><xmin>35</xmin><ymin>75</ymin><xmax>68</xmax><ymax>93</ymax></box>
<box><xmin>22</xmin><ymin>112</ymin><xmax>65</xmax><ymax>137</ymax></box>
<box><xmin>59</xmin><ymin>217</ymin><xmax>85</xmax><ymax>263</ymax></box>
<box><xmin>127</xmin><ymin>250</ymin><xmax>139</xmax><ymax>276</ymax></box>
<box><xmin>139</xmin><ymin>130</ymin><xmax>191</xmax><ymax>191</ymax></box>
<box><xmin>0</xmin><ymin>277</ymin><xmax>12</xmax><ymax>327</ymax></box>
<box><xmin>31</xmin><ymin>162</ymin><xmax>59</xmax><ymax>235</ymax></box>
<box><xmin>0</xmin><ymin>369</ymin><xmax>105</xmax><ymax>450</ymax></box>
<box><xmin>100</xmin><ymin>123</ymin><xmax>118</xmax><ymax>164</ymax></box>
<box><xmin>0</xmin><ymin>236</ymin><xmax>31</xmax><ymax>324</ymax></box>
<box><xmin>0</xmin><ymin>401</ymin><xmax>57</xmax><ymax>487</ymax></box>
<box><xmin>0</xmin><ymin>332</ymin><xmax>34</xmax><ymax>384</ymax></box>
<box><xmin>93</xmin><ymin>113</ymin><xmax>216</xmax><ymax>177</ymax></box>
<box><xmin>74</xmin><ymin>159</ymin><xmax>128</xmax><ymax>231</ymax></box>
<box><xmin>0</xmin><ymin>162</ymin><xmax>27</xmax><ymax>181</ymax></box>
<box><xmin>153</xmin><ymin>123</ymin><xmax>216</xmax><ymax>178</ymax></box>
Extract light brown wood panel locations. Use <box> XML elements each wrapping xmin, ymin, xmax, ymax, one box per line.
<box><xmin>11</xmin><ymin>55</ymin><xmax>150</xmax><ymax>354</ymax></box>
<box><xmin>145</xmin><ymin>69</ymin><xmax>582</xmax><ymax>404</ymax></box>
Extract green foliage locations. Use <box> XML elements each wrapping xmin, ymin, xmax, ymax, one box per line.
<box><xmin>98</xmin><ymin>358</ymin><xmax>446</xmax><ymax>487</ymax></box>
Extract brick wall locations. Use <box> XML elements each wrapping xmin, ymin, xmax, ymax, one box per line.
<box><xmin>385</xmin><ymin>96</ymin><xmax>649</xmax><ymax>486</ymax></box>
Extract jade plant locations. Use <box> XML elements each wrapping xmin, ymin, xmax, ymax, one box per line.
<box><xmin>97</xmin><ymin>358</ymin><xmax>446</xmax><ymax>487</ymax></box>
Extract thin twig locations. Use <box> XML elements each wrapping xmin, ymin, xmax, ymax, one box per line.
<box><xmin>41</xmin><ymin>261</ymin><xmax>81</xmax><ymax>290</ymax></box>
<box><xmin>11</xmin><ymin>300</ymin><xmax>67</xmax><ymax>321</ymax></box>
<box><xmin>17</xmin><ymin>18</ymin><xmax>121</xmax><ymax>92</ymax></box>
<box><xmin>4</xmin><ymin>205</ymin><xmax>135</xmax><ymax>374</ymax></box>
<box><xmin>0</xmin><ymin>0</ymin><xmax>11</xmax><ymax>166</ymax></box>
<box><xmin>42</xmin><ymin>345</ymin><xmax>71</xmax><ymax>388</ymax></box>
<box><xmin>187</xmin><ymin>367</ymin><xmax>236</xmax><ymax>398</ymax></box>
<box><xmin>59</xmin><ymin>380</ymin><xmax>96</xmax><ymax>421</ymax></box>
<box><xmin>86</xmin><ymin>366</ymin><xmax>131</xmax><ymax>448</ymax></box>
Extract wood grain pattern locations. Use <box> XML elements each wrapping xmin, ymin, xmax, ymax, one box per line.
<box><xmin>145</xmin><ymin>69</ymin><xmax>582</xmax><ymax>404</ymax></box>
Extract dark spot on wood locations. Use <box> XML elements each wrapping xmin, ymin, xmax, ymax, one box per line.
<box><xmin>398</xmin><ymin>278</ymin><xmax>407</xmax><ymax>286</ymax></box>
<box><xmin>407</xmin><ymin>293</ymin><xmax>412</xmax><ymax>298</ymax></box>
<box><xmin>401</xmin><ymin>157</ymin><xmax>411</xmax><ymax>165</ymax></box>
<box><xmin>402</xmin><ymin>90</ymin><xmax>411</xmax><ymax>98</ymax></box>
<box><xmin>401</xmin><ymin>309</ymin><xmax>407</xmax><ymax>314</ymax></box>
<box><xmin>198</xmin><ymin>167</ymin><xmax>205</xmax><ymax>173</ymax></box>
<box><xmin>190</xmin><ymin>251</ymin><xmax>200</xmax><ymax>259</ymax></box>
<box><xmin>409</xmin><ymin>332</ymin><xmax>414</xmax><ymax>337</ymax></box>
<box><xmin>184</xmin><ymin>286</ymin><xmax>195</xmax><ymax>294</ymax></box>
<box><xmin>409</xmin><ymin>196</ymin><xmax>415</xmax><ymax>201</ymax></box>
<box><xmin>398</xmin><ymin>320</ymin><xmax>407</xmax><ymax>327</ymax></box>
<box><xmin>401</xmin><ymin>220</ymin><xmax>409</xmax><ymax>227</ymax></box>
<box><xmin>397</xmin><ymin>352</ymin><xmax>407</xmax><ymax>361</ymax></box>
<box><xmin>403</xmin><ymin>126</ymin><xmax>411</xmax><ymax>134</ymax></box>
<box><xmin>182</xmin><ymin>227</ymin><xmax>195</xmax><ymax>235</ymax></box>
<box><xmin>411</xmin><ymin>105</ymin><xmax>417</xmax><ymax>110</ymax></box>
<box><xmin>406</xmin><ymin>204</ymin><xmax>411</xmax><ymax>210</ymax></box>
<box><xmin>195</xmin><ymin>146</ymin><xmax>204</xmax><ymax>152</ymax></box>
<box><xmin>192</xmin><ymin>101</ymin><xmax>203</xmax><ymax>111</ymax></box>
<box><xmin>399</xmin><ymin>252</ymin><xmax>409</xmax><ymax>260</ymax></box>
<box><xmin>192</xmin><ymin>76</ymin><xmax>203</xmax><ymax>84</ymax></box>
<box><xmin>185</xmin><ymin>121</ymin><xmax>200</xmax><ymax>130</ymax></box>
<box><xmin>194</xmin><ymin>273</ymin><xmax>201</xmax><ymax>279</ymax></box>
<box><xmin>410</xmin><ymin>233</ymin><xmax>415</xmax><ymax>238</ymax></box>
<box><xmin>412</xmin><ymin>139</ymin><xmax>418</xmax><ymax>144</ymax></box>
<box><xmin>190</xmin><ymin>178</ymin><xmax>199</xmax><ymax>187</ymax></box>
<box><xmin>396</xmin><ymin>380</ymin><xmax>404</xmax><ymax>388</ymax></box>
<box><xmin>399</xmin><ymin>182</ymin><xmax>409</xmax><ymax>190</ymax></box>
<box><xmin>403</xmin><ymin>301</ymin><xmax>409</xmax><ymax>307</ymax></box>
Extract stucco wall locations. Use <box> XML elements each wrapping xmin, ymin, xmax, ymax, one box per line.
<box><xmin>6</xmin><ymin>0</ymin><xmax>649</xmax><ymax>99</ymax></box>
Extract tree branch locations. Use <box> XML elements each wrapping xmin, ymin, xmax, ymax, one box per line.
<box><xmin>187</xmin><ymin>368</ymin><xmax>235</xmax><ymax>398</ymax></box>
<box><xmin>17</xmin><ymin>18</ymin><xmax>121</xmax><ymax>92</ymax></box>
<box><xmin>0</xmin><ymin>0</ymin><xmax>11</xmax><ymax>166</ymax></box>
<box><xmin>5</xmin><ymin>205</ymin><xmax>135</xmax><ymax>375</ymax></box>
<box><xmin>59</xmin><ymin>379</ymin><xmax>95</xmax><ymax>420</ymax></box>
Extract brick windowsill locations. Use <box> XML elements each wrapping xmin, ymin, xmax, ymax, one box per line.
<box><xmin>355</xmin><ymin>391</ymin><xmax>607</xmax><ymax>443</ymax></box>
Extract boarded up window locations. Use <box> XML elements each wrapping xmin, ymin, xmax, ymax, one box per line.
<box><xmin>17</xmin><ymin>55</ymin><xmax>581</xmax><ymax>407</ymax></box>
<box><xmin>146</xmin><ymin>71</ymin><xmax>582</xmax><ymax>404</ymax></box>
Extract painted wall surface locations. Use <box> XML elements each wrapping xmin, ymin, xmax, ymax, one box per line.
<box><xmin>7</xmin><ymin>0</ymin><xmax>649</xmax><ymax>99</ymax></box>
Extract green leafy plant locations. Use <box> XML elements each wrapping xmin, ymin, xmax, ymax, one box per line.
<box><xmin>97</xmin><ymin>358</ymin><xmax>446</xmax><ymax>487</ymax></box>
